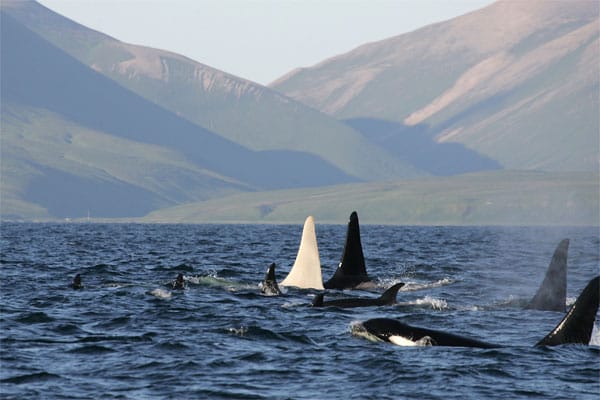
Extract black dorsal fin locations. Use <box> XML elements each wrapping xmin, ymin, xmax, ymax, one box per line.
<box><xmin>324</xmin><ymin>211</ymin><xmax>371</xmax><ymax>289</ymax></box>
<box><xmin>312</xmin><ymin>293</ymin><xmax>325</xmax><ymax>307</ymax></box>
<box><xmin>265</xmin><ymin>263</ymin><xmax>277</xmax><ymax>282</ymax></box>
<box><xmin>377</xmin><ymin>282</ymin><xmax>404</xmax><ymax>305</ymax></box>
<box><xmin>525</xmin><ymin>239</ymin><xmax>569</xmax><ymax>312</ymax></box>
<box><xmin>536</xmin><ymin>276</ymin><xmax>599</xmax><ymax>346</ymax></box>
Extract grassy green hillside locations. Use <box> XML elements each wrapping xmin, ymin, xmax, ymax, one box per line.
<box><xmin>141</xmin><ymin>171</ymin><xmax>599</xmax><ymax>226</ymax></box>
<box><xmin>1</xmin><ymin>103</ymin><xmax>247</xmax><ymax>218</ymax></box>
<box><xmin>271</xmin><ymin>0</ymin><xmax>599</xmax><ymax>172</ymax></box>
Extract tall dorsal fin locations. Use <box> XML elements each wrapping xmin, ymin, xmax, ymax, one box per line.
<box><xmin>536</xmin><ymin>276</ymin><xmax>599</xmax><ymax>346</ymax></box>
<box><xmin>324</xmin><ymin>211</ymin><xmax>371</xmax><ymax>289</ymax></box>
<box><xmin>525</xmin><ymin>239</ymin><xmax>569</xmax><ymax>312</ymax></box>
<box><xmin>280</xmin><ymin>216</ymin><xmax>324</xmax><ymax>290</ymax></box>
<box><xmin>377</xmin><ymin>283</ymin><xmax>405</xmax><ymax>305</ymax></box>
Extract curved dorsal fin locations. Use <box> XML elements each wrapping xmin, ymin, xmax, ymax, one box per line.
<box><xmin>280</xmin><ymin>216</ymin><xmax>324</xmax><ymax>290</ymax></box>
<box><xmin>525</xmin><ymin>239</ymin><xmax>569</xmax><ymax>312</ymax></box>
<box><xmin>377</xmin><ymin>282</ymin><xmax>405</xmax><ymax>305</ymax></box>
<box><xmin>536</xmin><ymin>276</ymin><xmax>599</xmax><ymax>346</ymax></box>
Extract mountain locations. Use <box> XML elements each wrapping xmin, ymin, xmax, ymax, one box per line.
<box><xmin>2</xmin><ymin>0</ymin><xmax>420</xmax><ymax>182</ymax></box>
<box><xmin>271</xmin><ymin>0</ymin><xmax>599</xmax><ymax>172</ymax></box>
<box><xmin>1</xmin><ymin>10</ymin><xmax>358</xmax><ymax>218</ymax></box>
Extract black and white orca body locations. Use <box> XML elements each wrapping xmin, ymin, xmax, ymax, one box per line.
<box><xmin>353</xmin><ymin>276</ymin><xmax>599</xmax><ymax>348</ymax></box>
<box><xmin>261</xmin><ymin>263</ymin><xmax>282</xmax><ymax>296</ymax></box>
<box><xmin>312</xmin><ymin>283</ymin><xmax>404</xmax><ymax>308</ymax></box>
<box><xmin>353</xmin><ymin>318</ymin><xmax>498</xmax><ymax>348</ymax></box>
<box><xmin>525</xmin><ymin>239</ymin><xmax>569</xmax><ymax>312</ymax></box>
<box><xmin>324</xmin><ymin>211</ymin><xmax>374</xmax><ymax>290</ymax></box>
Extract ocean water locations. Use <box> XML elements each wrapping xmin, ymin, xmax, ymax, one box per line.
<box><xmin>1</xmin><ymin>222</ymin><xmax>599</xmax><ymax>399</ymax></box>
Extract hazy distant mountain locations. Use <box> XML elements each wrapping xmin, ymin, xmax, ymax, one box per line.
<box><xmin>271</xmin><ymin>0</ymin><xmax>599</xmax><ymax>172</ymax></box>
<box><xmin>142</xmin><ymin>170</ymin><xmax>599</xmax><ymax>226</ymax></box>
<box><xmin>1</xmin><ymin>10</ymin><xmax>358</xmax><ymax>218</ymax></box>
<box><xmin>2</xmin><ymin>0</ymin><xmax>420</xmax><ymax>183</ymax></box>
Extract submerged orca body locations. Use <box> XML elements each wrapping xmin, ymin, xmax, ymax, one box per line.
<box><xmin>525</xmin><ymin>239</ymin><xmax>569</xmax><ymax>312</ymax></box>
<box><xmin>280</xmin><ymin>216</ymin><xmax>324</xmax><ymax>290</ymax></box>
<box><xmin>261</xmin><ymin>263</ymin><xmax>282</xmax><ymax>296</ymax></box>
<box><xmin>324</xmin><ymin>211</ymin><xmax>373</xmax><ymax>290</ymax></box>
<box><xmin>312</xmin><ymin>282</ymin><xmax>404</xmax><ymax>308</ymax></box>
<box><xmin>353</xmin><ymin>276</ymin><xmax>599</xmax><ymax>348</ymax></box>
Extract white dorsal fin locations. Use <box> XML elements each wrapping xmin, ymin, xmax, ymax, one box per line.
<box><xmin>280</xmin><ymin>216</ymin><xmax>324</xmax><ymax>290</ymax></box>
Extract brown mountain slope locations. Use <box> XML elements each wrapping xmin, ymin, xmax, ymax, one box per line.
<box><xmin>271</xmin><ymin>0</ymin><xmax>599</xmax><ymax>171</ymax></box>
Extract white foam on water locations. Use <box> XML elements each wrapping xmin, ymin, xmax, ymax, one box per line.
<box><xmin>149</xmin><ymin>288</ymin><xmax>171</xmax><ymax>299</ymax></box>
<box><xmin>400</xmin><ymin>296</ymin><xmax>448</xmax><ymax>310</ymax></box>
<box><xmin>401</xmin><ymin>278</ymin><xmax>454</xmax><ymax>292</ymax></box>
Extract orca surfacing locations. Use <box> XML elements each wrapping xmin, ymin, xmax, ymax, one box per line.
<box><xmin>525</xmin><ymin>239</ymin><xmax>569</xmax><ymax>312</ymax></box>
<box><xmin>312</xmin><ymin>283</ymin><xmax>404</xmax><ymax>308</ymax></box>
<box><xmin>280</xmin><ymin>216</ymin><xmax>324</xmax><ymax>290</ymax></box>
<box><xmin>354</xmin><ymin>276</ymin><xmax>599</xmax><ymax>348</ymax></box>
<box><xmin>324</xmin><ymin>211</ymin><xmax>374</xmax><ymax>290</ymax></box>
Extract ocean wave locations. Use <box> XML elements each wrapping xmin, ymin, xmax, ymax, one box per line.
<box><xmin>399</xmin><ymin>296</ymin><xmax>448</xmax><ymax>310</ymax></box>
<box><xmin>401</xmin><ymin>278</ymin><xmax>455</xmax><ymax>292</ymax></box>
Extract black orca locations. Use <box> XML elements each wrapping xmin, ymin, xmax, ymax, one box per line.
<box><xmin>324</xmin><ymin>211</ymin><xmax>374</xmax><ymax>289</ymax></box>
<box><xmin>536</xmin><ymin>276</ymin><xmax>599</xmax><ymax>346</ymax></box>
<box><xmin>72</xmin><ymin>274</ymin><xmax>83</xmax><ymax>290</ymax></box>
<box><xmin>353</xmin><ymin>276</ymin><xmax>599</xmax><ymax>348</ymax></box>
<box><xmin>171</xmin><ymin>273</ymin><xmax>186</xmax><ymax>290</ymax></box>
<box><xmin>525</xmin><ymin>239</ymin><xmax>569</xmax><ymax>312</ymax></box>
<box><xmin>312</xmin><ymin>283</ymin><xmax>404</xmax><ymax>308</ymax></box>
<box><xmin>261</xmin><ymin>263</ymin><xmax>282</xmax><ymax>296</ymax></box>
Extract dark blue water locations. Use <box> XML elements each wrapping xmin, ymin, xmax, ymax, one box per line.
<box><xmin>1</xmin><ymin>223</ymin><xmax>599</xmax><ymax>399</ymax></box>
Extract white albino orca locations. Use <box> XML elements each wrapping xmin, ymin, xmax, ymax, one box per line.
<box><xmin>280</xmin><ymin>216</ymin><xmax>324</xmax><ymax>290</ymax></box>
<box><xmin>324</xmin><ymin>211</ymin><xmax>374</xmax><ymax>290</ymax></box>
<box><xmin>525</xmin><ymin>239</ymin><xmax>569</xmax><ymax>312</ymax></box>
<box><xmin>353</xmin><ymin>276</ymin><xmax>599</xmax><ymax>348</ymax></box>
<box><xmin>312</xmin><ymin>283</ymin><xmax>405</xmax><ymax>308</ymax></box>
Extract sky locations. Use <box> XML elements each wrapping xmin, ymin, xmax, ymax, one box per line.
<box><xmin>38</xmin><ymin>0</ymin><xmax>495</xmax><ymax>85</ymax></box>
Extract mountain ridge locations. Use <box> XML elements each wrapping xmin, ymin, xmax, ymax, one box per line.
<box><xmin>271</xmin><ymin>0</ymin><xmax>599</xmax><ymax>172</ymax></box>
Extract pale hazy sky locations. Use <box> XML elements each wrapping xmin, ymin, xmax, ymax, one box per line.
<box><xmin>38</xmin><ymin>0</ymin><xmax>495</xmax><ymax>85</ymax></box>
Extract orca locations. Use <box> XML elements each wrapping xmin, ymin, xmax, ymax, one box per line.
<box><xmin>525</xmin><ymin>239</ymin><xmax>569</xmax><ymax>312</ymax></box>
<box><xmin>536</xmin><ymin>276</ymin><xmax>599</xmax><ymax>346</ymax></box>
<box><xmin>261</xmin><ymin>263</ymin><xmax>282</xmax><ymax>296</ymax></box>
<box><xmin>71</xmin><ymin>273</ymin><xmax>83</xmax><ymax>290</ymax></box>
<box><xmin>352</xmin><ymin>276</ymin><xmax>599</xmax><ymax>348</ymax></box>
<box><xmin>312</xmin><ymin>282</ymin><xmax>404</xmax><ymax>308</ymax></box>
<box><xmin>324</xmin><ymin>211</ymin><xmax>374</xmax><ymax>290</ymax></box>
<box><xmin>171</xmin><ymin>273</ymin><xmax>186</xmax><ymax>290</ymax></box>
<box><xmin>280</xmin><ymin>216</ymin><xmax>324</xmax><ymax>290</ymax></box>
